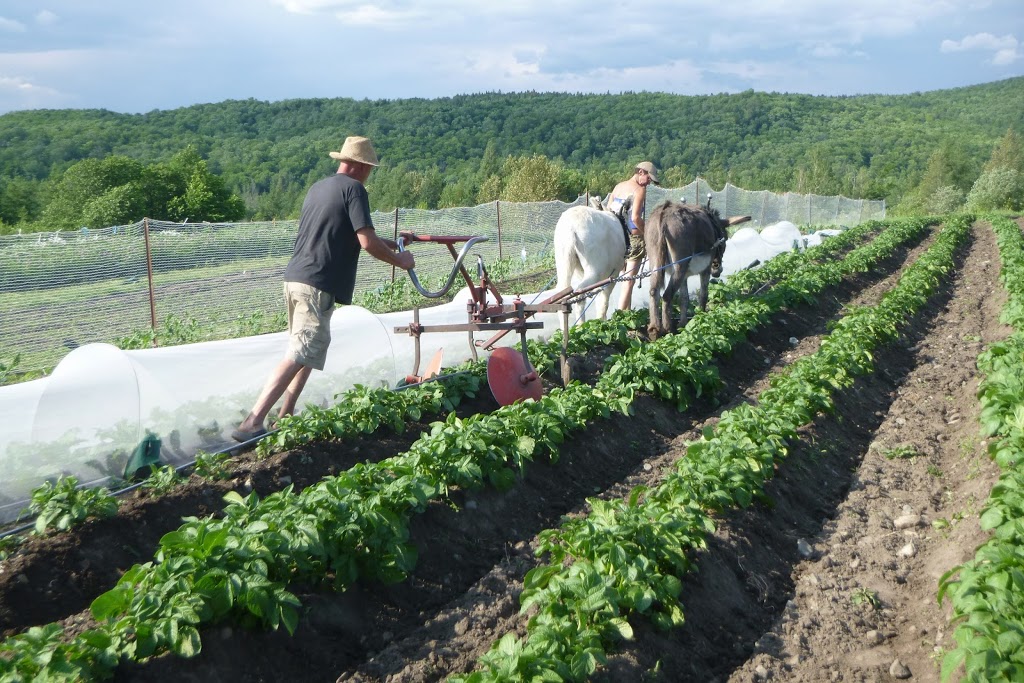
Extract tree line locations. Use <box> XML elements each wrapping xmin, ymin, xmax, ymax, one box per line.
<box><xmin>0</xmin><ymin>77</ymin><xmax>1022</xmax><ymax>234</ymax></box>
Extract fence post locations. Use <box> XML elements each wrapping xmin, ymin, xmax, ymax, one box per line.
<box><xmin>495</xmin><ymin>200</ymin><xmax>503</xmax><ymax>260</ymax></box>
<box><xmin>142</xmin><ymin>218</ymin><xmax>159</xmax><ymax>346</ymax></box>
<box><xmin>760</xmin><ymin>191</ymin><xmax>768</xmax><ymax>228</ymax></box>
<box><xmin>806</xmin><ymin>194</ymin><xmax>812</xmax><ymax>226</ymax></box>
<box><xmin>392</xmin><ymin>207</ymin><xmax>399</xmax><ymax>284</ymax></box>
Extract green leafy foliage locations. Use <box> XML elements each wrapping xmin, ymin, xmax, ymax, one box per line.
<box><xmin>1</xmin><ymin>80</ymin><xmax>1021</xmax><ymax>230</ymax></box>
<box><xmin>966</xmin><ymin>167</ymin><xmax>1024</xmax><ymax>211</ymax></box>
<box><xmin>883</xmin><ymin>445</ymin><xmax>920</xmax><ymax>460</ymax></box>
<box><xmin>141</xmin><ymin>465</ymin><xmax>184</xmax><ymax>496</ymax></box>
<box><xmin>192</xmin><ymin>451</ymin><xmax>232</xmax><ymax>481</ymax></box>
<box><xmin>459</xmin><ymin>213</ymin><xmax>971</xmax><ymax>680</ymax></box>
<box><xmin>851</xmin><ymin>587</ymin><xmax>881</xmax><ymax>609</ymax></box>
<box><xmin>42</xmin><ymin>156</ymin><xmax>146</xmax><ymax>230</ymax></box>
<box><xmin>0</xmin><ymin>213</ymin><xmax>993</xmax><ymax>681</ymax></box>
<box><xmin>0</xmin><ymin>350</ymin><xmax>19</xmax><ymax>384</ymax></box>
<box><xmin>0</xmin><ymin>534</ymin><xmax>22</xmax><ymax>561</ymax></box>
<box><xmin>937</xmin><ymin>214</ymin><xmax>1024</xmax><ymax>683</ymax></box>
<box><xmin>31</xmin><ymin>146</ymin><xmax>244</xmax><ymax>231</ymax></box>
<box><xmin>28</xmin><ymin>475</ymin><xmax>119</xmax><ymax>535</ymax></box>
<box><xmin>117</xmin><ymin>314</ymin><xmax>207</xmax><ymax>349</ymax></box>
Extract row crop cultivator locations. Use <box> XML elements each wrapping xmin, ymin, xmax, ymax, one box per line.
<box><xmin>393</xmin><ymin>231</ymin><xmax>607</xmax><ymax>404</ymax></box>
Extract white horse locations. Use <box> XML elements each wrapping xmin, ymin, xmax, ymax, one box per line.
<box><xmin>553</xmin><ymin>196</ymin><xmax>632</xmax><ymax>321</ymax></box>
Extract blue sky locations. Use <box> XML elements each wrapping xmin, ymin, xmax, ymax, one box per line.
<box><xmin>0</xmin><ymin>0</ymin><xmax>1021</xmax><ymax>115</ymax></box>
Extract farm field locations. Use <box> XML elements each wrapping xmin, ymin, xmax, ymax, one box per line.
<box><xmin>0</xmin><ymin>216</ymin><xmax>1016</xmax><ymax>682</ymax></box>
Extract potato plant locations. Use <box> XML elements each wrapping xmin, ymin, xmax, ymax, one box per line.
<box><xmin>938</xmin><ymin>214</ymin><xmax>1024</xmax><ymax>683</ymax></box>
<box><xmin>0</xmin><ymin>215</ymin><xmax>959</xmax><ymax>681</ymax></box>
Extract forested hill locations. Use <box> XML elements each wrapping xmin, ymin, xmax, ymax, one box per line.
<box><xmin>0</xmin><ymin>76</ymin><xmax>1021</xmax><ymax>222</ymax></box>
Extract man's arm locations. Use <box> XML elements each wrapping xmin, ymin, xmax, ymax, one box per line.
<box><xmin>357</xmin><ymin>227</ymin><xmax>415</xmax><ymax>270</ymax></box>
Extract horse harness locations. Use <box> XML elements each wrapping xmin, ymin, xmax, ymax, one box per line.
<box><xmin>605</xmin><ymin>194</ymin><xmax>637</xmax><ymax>259</ymax></box>
<box><xmin>616</xmin><ymin>211</ymin><xmax>631</xmax><ymax>258</ymax></box>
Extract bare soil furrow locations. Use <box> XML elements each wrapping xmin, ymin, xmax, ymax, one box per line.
<box><xmin>0</xmin><ymin>220</ymin><xmax>968</xmax><ymax>683</ymax></box>
<box><xmin>327</xmin><ymin>228</ymin><xmax>944</xmax><ymax>683</ymax></box>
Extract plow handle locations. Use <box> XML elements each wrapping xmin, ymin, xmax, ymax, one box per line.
<box><xmin>397</xmin><ymin>233</ymin><xmax>491</xmax><ymax>299</ymax></box>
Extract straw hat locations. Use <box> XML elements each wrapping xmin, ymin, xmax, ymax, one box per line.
<box><xmin>329</xmin><ymin>136</ymin><xmax>379</xmax><ymax>166</ymax></box>
<box><xmin>635</xmin><ymin>161</ymin><xmax>659</xmax><ymax>184</ymax></box>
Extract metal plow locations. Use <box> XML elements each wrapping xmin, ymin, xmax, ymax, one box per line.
<box><xmin>393</xmin><ymin>231</ymin><xmax>579</xmax><ymax>406</ymax></box>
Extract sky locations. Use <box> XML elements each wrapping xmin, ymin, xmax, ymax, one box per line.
<box><xmin>0</xmin><ymin>0</ymin><xmax>1021</xmax><ymax>115</ymax></box>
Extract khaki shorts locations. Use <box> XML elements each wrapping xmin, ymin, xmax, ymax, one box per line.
<box><xmin>626</xmin><ymin>232</ymin><xmax>646</xmax><ymax>261</ymax></box>
<box><xmin>284</xmin><ymin>282</ymin><xmax>335</xmax><ymax>370</ymax></box>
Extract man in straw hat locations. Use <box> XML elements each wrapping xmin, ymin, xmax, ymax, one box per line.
<box><xmin>605</xmin><ymin>160</ymin><xmax>659</xmax><ymax>311</ymax></box>
<box><xmin>232</xmin><ymin>135</ymin><xmax>415</xmax><ymax>442</ymax></box>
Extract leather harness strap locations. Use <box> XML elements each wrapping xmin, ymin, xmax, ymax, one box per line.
<box><xmin>617</xmin><ymin>212</ymin><xmax>631</xmax><ymax>251</ymax></box>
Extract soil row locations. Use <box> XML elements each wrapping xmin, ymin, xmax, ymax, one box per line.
<box><xmin>4</xmin><ymin>221</ymin><xmax>988</xmax><ymax>683</ymax></box>
<box><xmin>115</xmin><ymin>225</ymin><xmax>942</xmax><ymax>682</ymax></box>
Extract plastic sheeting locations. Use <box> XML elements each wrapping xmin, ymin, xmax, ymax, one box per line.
<box><xmin>0</xmin><ymin>288</ymin><xmax>566</xmax><ymax>523</ymax></box>
<box><xmin>0</xmin><ymin>223</ymin><xmax>840</xmax><ymax>523</ymax></box>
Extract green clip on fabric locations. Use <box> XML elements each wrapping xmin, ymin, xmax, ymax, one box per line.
<box><xmin>123</xmin><ymin>432</ymin><xmax>162</xmax><ymax>479</ymax></box>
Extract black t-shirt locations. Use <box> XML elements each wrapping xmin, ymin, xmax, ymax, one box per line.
<box><xmin>283</xmin><ymin>173</ymin><xmax>374</xmax><ymax>304</ymax></box>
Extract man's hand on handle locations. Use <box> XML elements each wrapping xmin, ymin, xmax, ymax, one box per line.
<box><xmin>394</xmin><ymin>250</ymin><xmax>415</xmax><ymax>271</ymax></box>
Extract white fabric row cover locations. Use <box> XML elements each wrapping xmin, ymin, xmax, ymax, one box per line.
<box><xmin>0</xmin><ymin>222</ymin><xmax>838</xmax><ymax>523</ymax></box>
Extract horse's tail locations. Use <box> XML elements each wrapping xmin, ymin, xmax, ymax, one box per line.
<box><xmin>554</xmin><ymin>242</ymin><xmax>579</xmax><ymax>292</ymax></box>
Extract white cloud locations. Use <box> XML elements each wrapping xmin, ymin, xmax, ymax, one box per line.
<box><xmin>0</xmin><ymin>16</ymin><xmax>27</xmax><ymax>32</ymax></box>
<box><xmin>0</xmin><ymin>48</ymin><xmax>104</xmax><ymax>73</ymax></box>
<box><xmin>275</xmin><ymin>0</ymin><xmax>347</xmax><ymax>14</ymax></box>
<box><xmin>0</xmin><ymin>0</ymin><xmax>1020</xmax><ymax>113</ymax></box>
<box><xmin>427</xmin><ymin>40</ymin><xmax>708</xmax><ymax>95</ymax></box>
<box><xmin>35</xmin><ymin>10</ymin><xmax>59</xmax><ymax>26</ymax></box>
<box><xmin>462</xmin><ymin>45</ymin><xmax>544</xmax><ymax>77</ymax></box>
<box><xmin>941</xmin><ymin>32</ymin><xmax>1021</xmax><ymax>64</ymax></box>
<box><xmin>992</xmin><ymin>47</ymin><xmax>1020</xmax><ymax>65</ymax></box>
<box><xmin>0</xmin><ymin>74</ymin><xmax>64</xmax><ymax>111</ymax></box>
<box><xmin>341</xmin><ymin>5</ymin><xmax>425</xmax><ymax>26</ymax></box>
<box><xmin>941</xmin><ymin>32</ymin><xmax>1017</xmax><ymax>52</ymax></box>
<box><xmin>274</xmin><ymin>0</ymin><xmax>570</xmax><ymax>15</ymax></box>
<box><xmin>0</xmin><ymin>75</ymin><xmax>58</xmax><ymax>95</ymax></box>
<box><xmin>707</xmin><ymin>0</ymin><xmax>958</xmax><ymax>42</ymax></box>
<box><xmin>708</xmin><ymin>60</ymin><xmax>783</xmax><ymax>82</ymax></box>
<box><xmin>274</xmin><ymin>0</ymin><xmax>446</xmax><ymax>17</ymax></box>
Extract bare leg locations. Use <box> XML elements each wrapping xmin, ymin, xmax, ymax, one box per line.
<box><xmin>237</xmin><ymin>358</ymin><xmax>308</xmax><ymax>432</ymax></box>
<box><xmin>277</xmin><ymin>365</ymin><xmax>312</xmax><ymax>419</ymax></box>
<box><xmin>617</xmin><ymin>259</ymin><xmax>641</xmax><ymax>310</ymax></box>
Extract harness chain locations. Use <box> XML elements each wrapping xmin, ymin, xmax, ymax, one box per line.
<box><xmin>563</xmin><ymin>237</ymin><xmax>726</xmax><ymax>307</ymax></box>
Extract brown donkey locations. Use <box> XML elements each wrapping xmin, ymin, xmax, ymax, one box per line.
<box><xmin>646</xmin><ymin>200</ymin><xmax>746</xmax><ymax>339</ymax></box>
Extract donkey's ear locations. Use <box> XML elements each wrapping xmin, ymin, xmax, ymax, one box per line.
<box><xmin>589</xmin><ymin>196</ymin><xmax>604</xmax><ymax>211</ymax></box>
